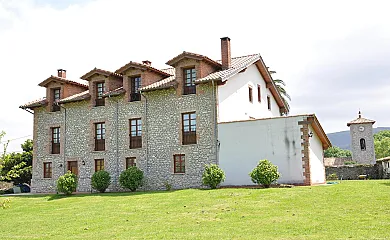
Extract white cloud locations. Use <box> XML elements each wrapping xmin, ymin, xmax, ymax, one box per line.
<box><xmin>1</xmin><ymin>0</ymin><xmax>390</xmax><ymax>151</ymax></box>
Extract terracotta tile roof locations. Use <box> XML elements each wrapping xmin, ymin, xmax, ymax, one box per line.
<box><xmin>81</xmin><ymin>68</ymin><xmax>122</xmax><ymax>80</ymax></box>
<box><xmin>102</xmin><ymin>87</ymin><xmax>126</xmax><ymax>97</ymax></box>
<box><xmin>20</xmin><ymin>97</ymin><xmax>47</xmax><ymax>109</ymax></box>
<box><xmin>58</xmin><ymin>90</ymin><xmax>90</xmax><ymax>104</ymax></box>
<box><xmin>347</xmin><ymin>116</ymin><xmax>376</xmax><ymax>126</ymax></box>
<box><xmin>166</xmin><ymin>51</ymin><xmax>222</xmax><ymax>67</ymax></box>
<box><xmin>196</xmin><ymin>54</ymin><xmax>261</xmax><ymax>83</ymax></box>
<box><xmin>115</xmin><ymin>61</ymin><xmax>171</xmax><ymax>77</ymax></box>
<box><xmin>139</xmin><ymin>68</ymin><xmax>176</xmax><ymax>91</ymax></box>
<box><xmin>38</xmin><ymin>75</ymin><xmax>89</xmax><ymax>88</ymax></box>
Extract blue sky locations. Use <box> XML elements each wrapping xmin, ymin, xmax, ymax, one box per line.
<box><xmin>0</xmin><ymin>0</ymin><xmax>390</xmax><ymax>152</ymax></box>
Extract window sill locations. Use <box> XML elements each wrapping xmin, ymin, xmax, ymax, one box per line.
<box><xmin>172</xmin><ymin>173</ymin><xmax>185</xmax><ymax>175</ymax></box>
<box><xmin>91</xmin><ymin>150</ymin><xmax>107</xmax><ymax>153</ymax></box>
<box><xmin>182</xmin><ymin>143</ymin><xmax>197</xmax><ymax>146</ymax></box>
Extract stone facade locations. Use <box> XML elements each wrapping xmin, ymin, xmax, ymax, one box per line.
<box><xmin>349</xmin><ymin>123</ymin><xmax>375</xmax><ymax>164</ymax></box>
<box><xmin>31</xmin><ymin>82</ymin><xmax>217</xmax><ymax>193</ymax></box>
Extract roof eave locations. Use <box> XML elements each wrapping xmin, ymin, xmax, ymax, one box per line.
<box><xmin>308</xmin><ymin>114</ymin><xmax>332</xmax><ymax>149</ymax></box>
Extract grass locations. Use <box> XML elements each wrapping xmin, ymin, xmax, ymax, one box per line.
<box><xmin>1</xmin><ymin>180</ymin><xmax>390</xmax><ymax>239</ymax></box>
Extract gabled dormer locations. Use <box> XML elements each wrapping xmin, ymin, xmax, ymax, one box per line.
<box><xmin>166</xmin><ymin>49</ymin><xmax>222</xmax><ymax>96</ymax></box>
<box><xmin>38</xmin><ymin>69</ymin><xmax>89</xmax><ymax>112</ymax></box>
<box><xmin>115</xmin><ymin>61</ymin><xmax>171</xmax><ymax>102</ymax></box>
<box><xmin>80</xmin><ymin>68</ymin><xmax>123</xmax><ymax>107</ymax></box>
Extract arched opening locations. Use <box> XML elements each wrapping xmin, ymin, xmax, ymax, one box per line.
<box><xmin>360</xmin><ymin>138</ymin><xmax>366</xmax><ymax>151</ymax></box>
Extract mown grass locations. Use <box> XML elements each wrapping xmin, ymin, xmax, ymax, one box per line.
<box><xmin>1</xmin><ymin>180</ymin><xmax>390</xmax><ymax>239</ymax></box>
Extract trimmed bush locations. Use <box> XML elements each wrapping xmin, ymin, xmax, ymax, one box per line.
<box><xmin>91</xmin><ymin>170</ymin><xmax>111</xmax><ymax>193</ymax></box>
<box><xmin>119</xmin><ymin>167</ymin><xmax>144</xmax><ymax>192</ymax></box>
<box><xmin>249</xmin><ymin>159</ymin><xmax>280</xmax><ymax>188</ymax></box>
<box><xmin>202</xmin><ymin>164</ymin><xmax>225</xmax><ymax>189</ymax></box>
<box><xmin>57</xmin><ymin>171</ymin><xmax>77</xmax><ymax>195</ymax></box>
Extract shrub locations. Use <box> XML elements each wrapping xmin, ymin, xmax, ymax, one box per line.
<box><xmin>249</xmin><ymin>159</ymin><xmax>280</xmax><ymax>188</ymax></box>
<box><xmin>56</xmin><ymin>171</ymin><xmax>77</xmax><ymax>195</ymax></box>
<box><xmin>91</xmin><ymin>170</ymin><xmax>111</xmax><ymax>193</ymax></box>
<box><xmin>327</xmin><ymin>173</ymin><xmax>338</xmax><ymax>181</ymax></box>
<box><xmin>119</xmin><ymin>167</ymin><xmax>144</xmax><ymax>192</ymax></box>
<box><xmin>202</xmin><ymin>164</ymin><xmax>225</xmax><ymax>189</ymax></box>
<box><xmin>344</xmin><ymin>161</ymin><xmax>357</xmax><ymax>165</ymax></box>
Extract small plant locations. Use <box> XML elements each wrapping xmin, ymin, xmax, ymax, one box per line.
<box><xmin>249</xmin><ymin>159</ymin><xmax>280</xmax><ymax>188</ymax></box>
<box><xmin>57</xmin><ymin>171</ymin><xmax>77</xmax><ymax>195</ymax></box>
<box><xmin>327</xmin><ymin>173</ymin><xmax>338</xmax><ymax>181</ymax></box>
<box><xmin>344</xmin><ymin>161</ymin><xmax>357</xmax><ymax>165</ymax></box>
<box><xmin>119</xmin><ymin>167</ymin><xmax>144</xmax><ymax>192</ymax></box>
<box><xmin>164</xmin><ymin>181</ymin><xmax>172</xmax><ymax>191</ymax></box>
<box><xmin>202</xmin><ymin>164</ymin><xmax>226</xmax><ymax>189</ymax></box>
<box><xmin>91</xmin><ymin>170</ymin><xmax>111</xmax><ymax>193</ymax></box>
<box><xmin>1</xmin><ymin>198</ymin><xmax>11</xmax><ymax>209</ymax></box>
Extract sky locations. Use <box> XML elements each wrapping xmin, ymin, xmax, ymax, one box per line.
<box><xmin>0</xmin><ymin>0</ymin><xmax>389</xmax><ymax>152</ymax></box>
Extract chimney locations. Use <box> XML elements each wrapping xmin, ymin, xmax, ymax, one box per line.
<box><xmin>142</xmin><ymin>60</ymin><xmax>151</xmax><ymax>66</ymax></box>
<box><xmin>221</xmin><ymin>37</ymin><xmax>231</xmax><ymax>70</ymax></box>
<box><xmin>57</xmin><ymin>69</ymin><xmax>66</xmax><ymax>78</ymax></box>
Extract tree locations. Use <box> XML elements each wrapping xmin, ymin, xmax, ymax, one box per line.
<box><xmin>324</xmin><ymin>146</ymin><xmax>352</xmax><ymax>158</ymax></box>
<box><xmin>374</xmin><ymin>130</ymin><xmax>390</xmax><ymax>159</ymax></box>
<box><xmin>269</xmin><ymin>70</ymin><xmax>291</xmax><ymax>114</ymax></box>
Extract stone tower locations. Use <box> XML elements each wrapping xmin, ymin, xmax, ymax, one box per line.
<box><xmin>347</xmin><ymin>111</ymin><xmax>376</xmax><ymax>164</ymax></box>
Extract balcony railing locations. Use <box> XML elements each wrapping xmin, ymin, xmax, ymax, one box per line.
<box><xmin>95</xmin><ymin>139</ymin><xmax>105</xmax><ymax>151</ymax></box>
<box><xmin>182</xmin><ymin>132</ymin><xmax>196</xmax><ymax>145</ymax></box>
<box><xmin>51</xmin><ymin>142</ymin><xmax>60</xmax><ymax>154</ymax></box>
<box><xmin>183</xmin><ymin>86</ymin><xmax>196</xmax><ymax>95</ymax></box>
<box><xmin>95</xmin><ymin>98</ymin><xmax>105</xmax><ymax>107</ymax></box>
<box><xmin>52</xmin><ymin>104</ymin><xmax>60</xmax><ymax>112</ymax></box>
<box><xmin>130</xmin><ymin>93</ymin><xmax>141</xmax><ymax>102</ymax></box>
<box><xmin>130</xmin><ymin>136</ymin><xmax>142</xmax><ymax>149</ymax></box>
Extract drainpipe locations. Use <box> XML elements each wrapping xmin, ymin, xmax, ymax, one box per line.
<box><xmin>57</xmin><ymin>103</ymin><xmax>67</xmax><ymax>175</ymax></box>
<box><xmin>108</xmin><ymin>94</ymin><xmax>120</xmax><ymax>190</ymax></box>
<box><xmin>212</xmin><ymin>80</ymin><xmax>219</xmax><ymax>165</ymax></box>
<box><xmin>140</xmin><ymin>90</ymin><xmax>149</xmax><ymax>175</ymax></box>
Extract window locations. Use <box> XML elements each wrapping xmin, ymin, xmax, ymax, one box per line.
<box><xmin>183</xmin><ymin>68</ymin><xmax>196</xmax><ymax>95</ymax></box>
<box><xmin>43</xmin><ymin>162</ymin><xmax>52</xmax><ymax>178</ymax></box>
<box><xmin>95</xmin><ymin>122</ymin><xmax>105</xmax><ymax>151</ymax></box>
<box><xmin>95</xmin><ymin>159</ymin><xmax>104</xmax><ymax>172</ymax></box>
<box><xmin>95</xmin><ymin>82</ymin><xmax>105</xmax><ymax>106</ymax></box>
<box><xmin>130</xmin><ymin>76</ymin><xmax>141</xmax><ymax>102</ymax></box>
<box><xmin>174</xmin><ymin>154</ymin><xmax>185</xmax><ymax>173</ymax></box>
<box><xmin>182</xmin><ymin>112</ymin><xmax>196</xmax><ymax>145</ymax></box>
<box><xmin>360</xmin><ymin>138</ymin><xmax>366</xmax><ymax>151</ymax></box>
<box><xmin>67</xmin><ymin>161</ymin><xmax>78</xmax><ymax>175</ymax></box>
<box><xmin>257</xmin><ymin>85</ymin><xmax>261</xmax><ymax>102</ymax></box>
<box><xmin>52</xmin><ymin>88</ymin><xmax>61</xmax><ymax>112</ymax></box>
<box><xmin>51</xmin><ymin>127</ymin><xmax>60</xmax><ymax>154</ymax></box>
<box><xmin>248</xmin><ymin>86</ymin><xmax>253</xmax><ymax>103</ymax></box>
<box><xmin>129</xmin><ymin>118</ymin><xmax>142</xmax><ymax>149</ymax></box>
<box><xmin>126</xmin><ymin>157</ymin><xmax>136</xmax><ymax>169</ymax></box>
<box><xmin>267</xmin><ymin>96</ymin><xmax>271</xmax><ymax>110</ymax></box>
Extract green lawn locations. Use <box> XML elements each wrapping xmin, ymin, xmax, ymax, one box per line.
<box><xmin>1</xmin><ymin>180</ymin><xmax>390</xmax><ymax>240</ymax></box>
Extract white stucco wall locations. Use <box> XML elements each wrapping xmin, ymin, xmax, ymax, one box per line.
<box><xmin>217</xmin><ymin>64</ymin><xmax>280</xmax><ymax>123</ymax></box>
<box><xmin>308</xmin><ymin>125</ymin><xmax>326</xmax><ymax>184</ymax></box>
<box><xmin>218</xmin><ymin>116</ymin><xmax>306</xmax><ymax>186</ymax></box>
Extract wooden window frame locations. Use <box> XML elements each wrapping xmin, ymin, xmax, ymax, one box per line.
<box><xmin>95</xmin><ymin>82</ymin><xmax>105</xmax><ymax>107</ymax></box>
<box><xmin>95</xmin><ymin>159</ymin><xmax>104</xmax><ymax>172</ymax></box>
<box><xmin>130</xmin><ymin>76</ymin><xmax>141</xmax><ymax>102</ymax></box>
<box><xmin>248</xmin><ymin>85</ymin><xmax>253</xmax><ymax>103</ymax></box>
<box><xmin>43</xmin><ymin>162</ymin><xmax>52</xmax><ymax>178</ymax></box>
<box><xmin>173</xmin><ymin>154</ymin><xmax>185</xmax><ymax>174</ymax></box>
<box><xmin>183</xmin><ymin>68</ymin><xmax>196</xmax><ymax>95</ymax></box>
<box><xmin>52</xmin><ymin>88</ymin><xmax>61</xmax><ymax>112</ymax></box>
<box><xmin>267</xmin><ymin>96</ymin><xmax>271</xmax><ymax>110</ymax></box>
<box><xmin>94</xmin><ymin>122</ymin><xmax>105</xmax><ymax>151</ymax></box>
<box><xmin>129</xmin><ymin>118</ymin><xmax>142</xmax><ymax>149</ymax></box>
<box><xmin>51</xmin><ymin>127</ymin><xmax>60</xmax><ymax>154</ymax></box>
<box><xmin>67</xmin><ymin>161</ymin><xmax>78</xmax><ymax>176</ymax></box>
<box><xmin>126</xmin><ymin>157</ymin><xmax>137</xmax><ymax>169</ymax></box>
<box><xmin>257</xmin><ymin>84</ymin><xmax>261</xmax><ymax>102</ymax></box>
<box><xmin>182</xmin><ymin>112</ymin><xmax>196</xmax><ymax>145</ymax></box>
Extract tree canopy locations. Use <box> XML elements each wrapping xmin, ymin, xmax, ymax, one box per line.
<box><xmin>324</xmin><ymin>146</ymin><xmax>352</xmax><ymax>158</ymax></box>
<box><xmin>374</xmin><ymin>130</ymin><xmax>390</xmax><ymax>159</ymax></box>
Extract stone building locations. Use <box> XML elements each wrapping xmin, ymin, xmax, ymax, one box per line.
<box><xmin>347</xmin><ymin>111</ymin><xmax>376</xmax><ymax>164</ymax></box>
<box><xmin>21</xmin><ymin>37</ymin><xmax>330</xmax><ymax>193</ymax></box>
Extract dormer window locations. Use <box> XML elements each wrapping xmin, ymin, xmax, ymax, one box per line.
<box><xmin>183</xmin><ymin>68</ymin><xmax>196</xmax><ymax>95</ymax></box>
<box><xmin>130</xmin><ymin>76</ymin><xmax>141</xmax><ymax>102</ymax></box>
<box><xmin>95</xmin><ymin>82</ymin><xmax>105</xmax><ymax>107</ymax></box>
<box><xmin>52</xmin><ymin>88</ymin><xmax>61</xmax><ymax>112</ymax></box>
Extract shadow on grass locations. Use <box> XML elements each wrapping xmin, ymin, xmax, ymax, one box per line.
<box><xmin>380</xmin><ymin>182</ymin><xmax>390</xmax><ymax>187</ymax></box>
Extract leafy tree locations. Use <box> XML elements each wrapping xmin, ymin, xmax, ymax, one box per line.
<box><xmin>249</xmin><ymin>159</ymin><xmax>280</xmax><ymax>188</ymax></box>
<box><xmin>0</xmin><ymin>139</ymin><xmax>33</xmax><ymax>184</ymax></box>
<box><xmin>374</xmin><ymin>130</ymin><xmax>390</xmax><ymax>159</ymax></box>
<box><xmin>324</xmin><ymin>146</ymin><xmax>352</xmax><ymax>158</ymax></box>
<box><xmin>269</xmin><ymin>70</ymin><xmax>291</xmax><ymax>114</ymax></box>
<box><xmin>202</xmin><ymin>164</ymin><xmax>225</xmax><ymax>189</ymax></box>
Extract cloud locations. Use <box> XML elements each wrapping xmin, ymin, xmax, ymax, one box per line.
<box><xmin>1</xmin><ymin>0</ymin><xmax>390</xmax><ymax>151</ymax></box>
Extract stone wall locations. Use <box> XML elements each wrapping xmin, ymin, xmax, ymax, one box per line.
<box><xmin>31</xmin><ymin>83</ymin><xmax>217</xmax><ymax>193</ymax></box>
<box><xmin>324</xmin><ymin>157</ymin><xmax>353</xmax><ymax>167</ymax></box>
<box><xmin>325</xmin><ymin>164</ymin><xmax>380</xmax><ymax>180</ymax></box>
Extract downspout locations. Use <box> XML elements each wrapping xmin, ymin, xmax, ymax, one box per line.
<box><xmin>108</xmin><ymin>94</ymin><xmax>119</xmax><ymax>190</ymax></box>
<box><xmin>212</xmin><ymin>80</ymin><xmax>219</xmax><ymax>165</ymax></box>
<box><xmin>140</xmin><ymin>90</ymin><xmax>149</xmax><ymax>175</ymax></box>
<box><xmin>58</xmin><ymin>103</ymin><xmax>67</xmax><ymax>175</ymax></box>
